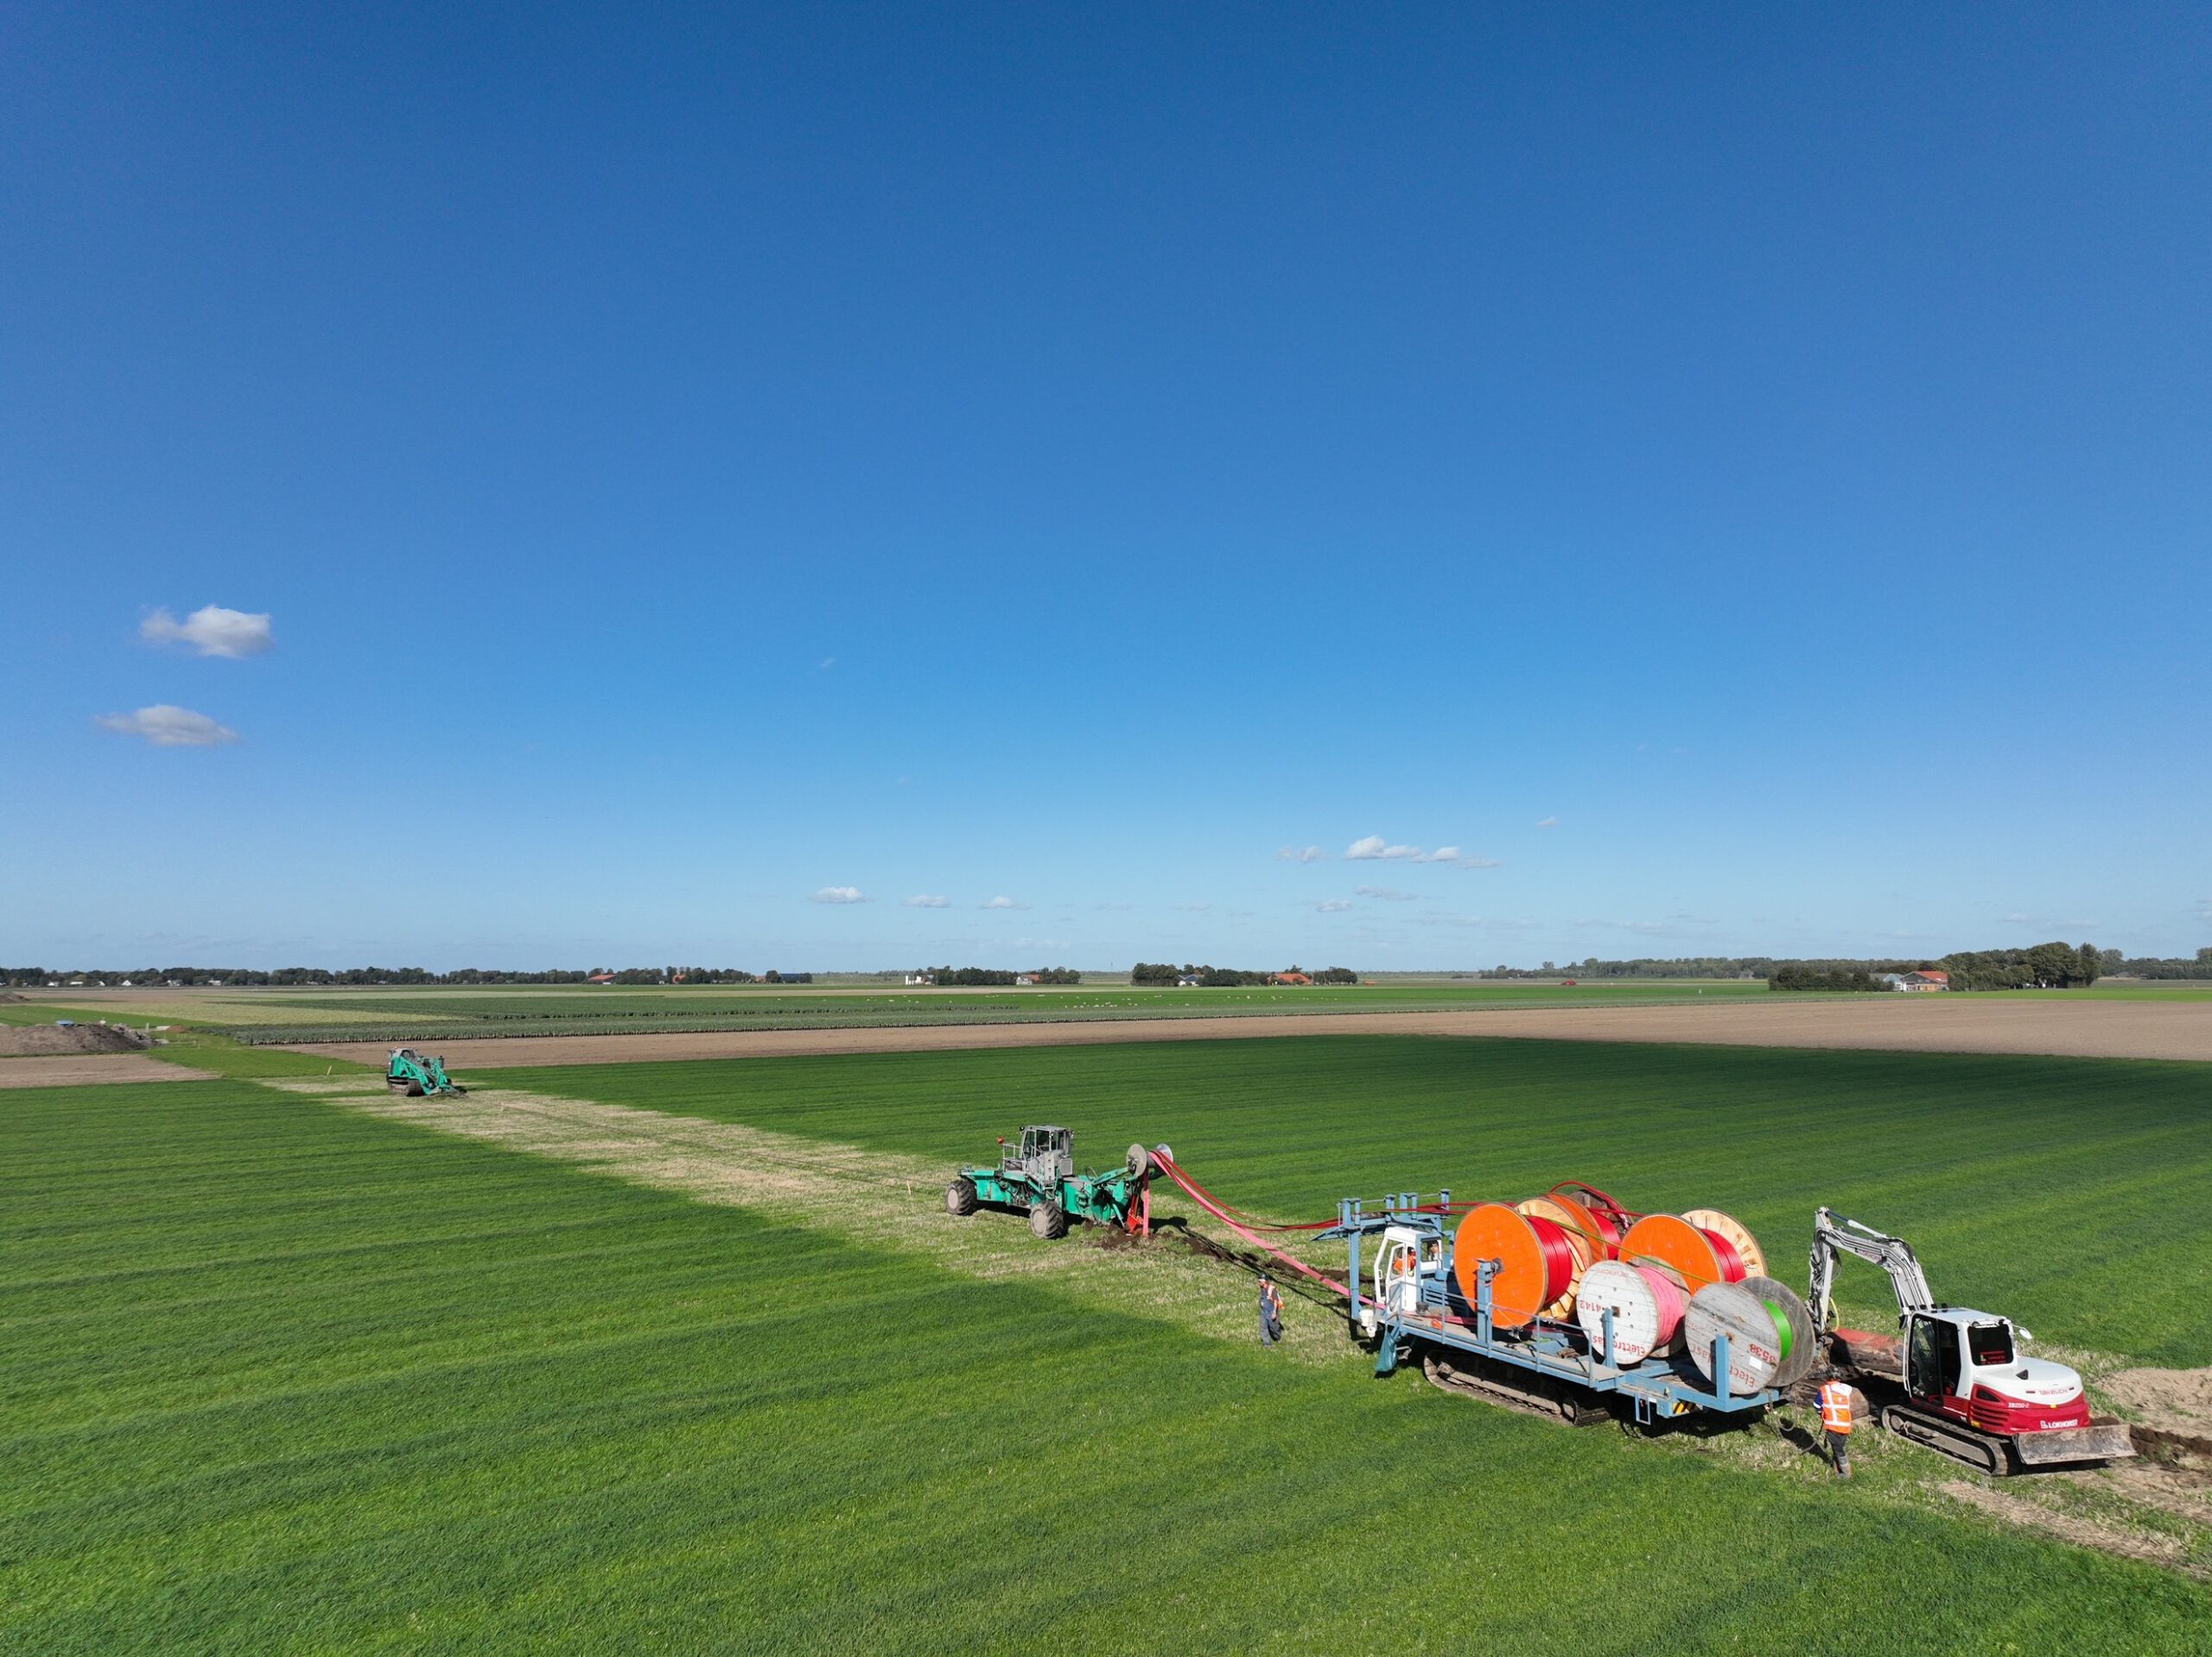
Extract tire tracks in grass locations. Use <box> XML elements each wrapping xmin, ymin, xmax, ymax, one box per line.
<box><xmin>268</xmin><ymin>1078</ymin><xmax>1351</xmax><ymax>1364</ymax></box>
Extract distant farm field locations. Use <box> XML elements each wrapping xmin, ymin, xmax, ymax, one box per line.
<box><xmin>5</xmin><ymin>1034</ymin><xmax>2209</xmax><ymax>1650</ymax></box>
<box><xmin>32</xmin><ymin>980</ymin><xmax>1782</xmax><ymax>1044</ymax></box>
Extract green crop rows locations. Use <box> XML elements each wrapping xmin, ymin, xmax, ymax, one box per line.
<box><xmin>4</xmin><ymin>1036</ymin><xmax>2208</xmax><ymax>1651</ymax></box>
<box><xmin>200</xmin><ymin>979</ymin><xmax>1778</xmax><ymax>1043</ymax></box>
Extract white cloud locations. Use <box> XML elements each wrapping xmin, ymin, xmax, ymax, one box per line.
<box><xmin>810</xmin><ymin>886</ymin><xmax>868</xmax><ymax>904</ymax></box>
<box><xmin>1276</xmin><ymin>845</ymin><xmax>1326</xmax><ymax>863</ymax></box>
<box><xmin>1356</xmin><ymin>885</ymin><xmax>1418</xmax><ymax>902</ymax></box>
<box><xmin>1095</xmin><ymin>901</ymin><xmax>1135</xmax><ymax>911</ymax></box>
<box><xmin>141</xmin><ymin>605</ymin><xmax>274</xmax><ymax>658</ymax></box>
<box><xmin>1382</xmin><ymin>842</ymin><xmax>1504</xmax><ymax>870</ymax></box>
<box><xmin>981</xmin><ymin>895</ymin><xmax>1029</xmax><ymax>911</ymax></box>
<box><xmin>1314</xmin><ymin>898</ymin><xmax>1353</xmax><ymax>913</ymax></box>
<box><xmin>1172</xmin><ymin>902</ymin><xmax>1213</xmax><ymax>912</ymax></box>
<box><xmin>1536</xmin><ymin>816</ymin><xmax>1560</xmax><ymax>828</ymax></box>
<box><xmin>902</xmin><ymin>894</ymin><xmax>950</xmax><ymax>908</ymax></box>
<box><xmin>95</xmin><ymin>705</ymin><xmax>240</xmax><ymax>747</ymax></box>
<box><xmin>1345</xmin><ymin>835</ymin><xmax>1422</xmax><ymax>861</ymax></box>
<box><xmin>818</xmin><ymin>656</ymin><xmax>836</xmax><ymax>670</ymax></box>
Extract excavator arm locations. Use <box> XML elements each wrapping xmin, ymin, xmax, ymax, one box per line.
<box><xmin>1807</xmin><ymin>1206</ymin><xmax>1936</xmax><ymax>1330</ymax></box>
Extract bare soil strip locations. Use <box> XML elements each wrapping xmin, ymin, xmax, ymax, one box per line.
<box><xmin>268</xmin><ymin>1078</ymin><xmax>1348</xmax><ymax>1362</ymax></box>
<box><xmin>1939</xmin><ymin>1478</ymin><xmax>2205</xmax><ymax>1579</ymax></box>
<box><xmin>0</xmin><ymin>1055</ymin><xmax>214</xmax><ymax>1088</ymax></box>
<box><xmin>280</xmin><ymin>997</ymin><xmax>2212</xmax><ymax>1068</ymax></box>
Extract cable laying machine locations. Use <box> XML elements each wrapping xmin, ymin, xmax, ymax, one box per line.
<box><xmin>944</xmin><ymin>1126</ymin><xmax>1165</xmax><ymax>1239</ymax></box>
<box><xmin>385</xmin><ymin>1047</ymin><xmax>466</xmax><ymax>1096</ymax></box>
<box><xmin>1319</xmin><ymin>1183</ymin><xmax>1818</xmax><ymax>1428</ymax></box>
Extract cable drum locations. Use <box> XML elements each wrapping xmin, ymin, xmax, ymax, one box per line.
<box><xmin>1681</xmin><ymin>1208</ymin><xmax>1765</xmax><ymax>1279</ymax></box>
<box><xmin>1573</xmin><ymin>1260</ymin><xmax>1687</xmax><ymax>1365</ymax></box>
<box><xmin>1546</xmin><ymin>1182</ymin><xmax>1630</xmax><ymax>1259</ymax></box>
<box><xmin>1684</xmin><ymin>1281</ymin><xmax>1789</xmax><ymax>1395</ymax></box>
<box><xmin>1514</xmin><ymin>1197</ymin><xmax>1596</xmax><ymax>1317</ymax></box>
<box><xmin>1617</xmin><ymin>1214</ymin><xmax>1732</xmax><ymax>1297</ymax></box>
<box><xmin>1738</xmin><ymin>1274</ymin><xmax>1819</xmax><ymax>1388</ymax></box>
<box><xmin>1452</xmin><ymin>1203</ymin><xmax>1580</xmax><ymax>1330</ymax></box>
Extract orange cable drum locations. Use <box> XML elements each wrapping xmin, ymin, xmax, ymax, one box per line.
<box><xmin>1452</xmin><ymin>1203</ymin><xmax>1573</xmax><ymax>1330</ymax></box>
<box><xmin>1681</xmin><ymin>1208</ymin><xmax>1765</xmax><ymax>1279</ymax></box>
<box><xmin>1617</xmin><ymin>1213</ymin><xmax>1730</xmax><ymax>1297</ymax></box>
<box><xmin>1514</xmin><ymin>1197</ymin><xmax>1596</xmax><ymax>1317</ymax></box>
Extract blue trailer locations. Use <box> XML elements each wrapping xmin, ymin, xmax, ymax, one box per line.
<box><xmin>1319</xmin><ymin>1195</ymin><xmax>1783</xmax><ymax>1429</ymax></box>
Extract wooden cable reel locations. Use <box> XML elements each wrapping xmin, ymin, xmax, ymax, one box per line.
<box><xmin>1573</xmin><ymin>1260</ymin><xmax>1688</xmax><ymax>1365</ymax></box>
<box><xmin>1684</xmin><ymin>1280</ymin><xmax>1792</xmax><ymax>1395</ymax></box>
<box><xmin>1681</xmin><ymin>1208</ymin><xmax>1766</xmax><ymax>1278</ymax></box>
<box><xmin>1544</xmin><ymin>1181</ymin><xmax>1630</xmax><ymax>1260</ymax></box>
<box><xmin>1738</xmin><ymin>1273</ymin><xmax>1819</xmax><ymax>1389</ymax></box>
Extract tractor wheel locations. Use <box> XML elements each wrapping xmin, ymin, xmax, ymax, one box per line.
<box><xmin>1029</xmin><ymin>1202</ymin><xmax>1068</xmax><ymax>1241</ymax></box>
<box><xmin>944</xmin><ymin>1178</ymin><xmax>979</xmax><ymax>1216</ymax></box>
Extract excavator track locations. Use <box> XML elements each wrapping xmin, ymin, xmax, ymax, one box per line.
<box><xmin>1881</xmin><ymin>1404</ymin><xmax>2012</xmax><ymax>1476</ymax></box>
<box><xmin>1422</xmin><ymin>1350</ymin><xmax>1610</xmax><ymax>1427</ymax></box>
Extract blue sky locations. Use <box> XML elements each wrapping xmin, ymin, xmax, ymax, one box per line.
<box><xmin>5</xmin><ymin>4</ymin><xmax>2207</xmax><ymax>970</ymax></box>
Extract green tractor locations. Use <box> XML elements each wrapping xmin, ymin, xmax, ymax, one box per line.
<box><xmin>945</xmin><ymin>1126</ymin><xmax>1163</xmax><ymax>1239</ymax></box>
<box><xmin>386</xmin><ymin>1047</ymin><xmax>466</xmax><ymax>1096</ymax></box>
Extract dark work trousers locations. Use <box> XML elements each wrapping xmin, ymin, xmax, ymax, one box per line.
<box><xmin>1826</xmin><ymin>1429</ymin><xmax>1852</xmax><ymax>1476</ymax></box>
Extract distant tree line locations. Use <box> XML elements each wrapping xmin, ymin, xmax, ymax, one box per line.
<box><xmin>1939</xmin><ymin>942</ymin><xmax>2104</xmax><ymax>991</ymax></box>
<box><xmin>2103</xmin><ymin>948</ymin><xmax>2212</xmax><ymax>980</ymax></box>
<box><xmin>1128</xmin><ymin>962</ymin><xmax>1357</xmax><ymax>987</ymax></box>
<box><xmin>918</xmin><ymin>966</ymin><xmax>1084</xmax><ymax>987</ymax></box>
<box><xmin>1478</xmin><ymin>956</ymin><xmax>1928</xmax><ymax>981</ymax></box>
<box><xmin>0</xmin><ymin>965</ymin><xmax>814</xmax><ymax>988</ymax></box>
<box><xmin>1769</xmin><ymin>966</ymin><xmax>1892</xmax><ymax>993</ymax></box>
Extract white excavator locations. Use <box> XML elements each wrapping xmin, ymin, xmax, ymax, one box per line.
<box><xmin>1808</xmin><ymin>1207</ymin><xmax>2135</xmax><ymax>1475</ymax></box>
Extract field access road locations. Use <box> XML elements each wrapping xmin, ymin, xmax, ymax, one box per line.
<box><xmin>283</xmin><ymin>994</ymin><xmax>2212</xmax><ymax>1067</ymax></box>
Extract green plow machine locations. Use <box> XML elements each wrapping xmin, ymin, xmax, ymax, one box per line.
<box><xmin>385</xmin><ymin>1047</ymin><xmax>467</xmax><ymax>1096</ymax></box>
<box><xmin>945</xmin><ymin>1126</ymin><xmax>1163</xmax><ymax>1239</ymax></box>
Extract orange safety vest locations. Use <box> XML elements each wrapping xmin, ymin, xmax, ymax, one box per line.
<box><xmin>1818</xmin><ymin>1381</ymin><xmax>1854</xmax><ymax>1434</ymax></box>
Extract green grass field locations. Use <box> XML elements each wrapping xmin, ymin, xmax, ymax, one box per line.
<box><xmin>4</xmin><ymin>1035</ymin><xmax>2209</xmax><ymax>1651</ymax></box>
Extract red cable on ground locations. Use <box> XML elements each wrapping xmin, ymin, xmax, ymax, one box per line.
<box><xmin>1153</xmin><ymin>1156</ymin><xmax>1353</xmax><ymax>1298</ymax></box>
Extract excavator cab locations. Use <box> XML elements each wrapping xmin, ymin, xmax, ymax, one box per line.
<box><xmin>1904</xmin><ymin>1311</ymin><xmax>1965</xmax><ymax>1402</ymax></box>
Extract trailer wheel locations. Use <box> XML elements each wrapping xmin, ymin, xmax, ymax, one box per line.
<box><xmin>1029</xmin><ymin>1202</ymin><xmax>1068</xmax><ymax>1240</ymax></box>
<box><xmin>944</xmin><ymin>1178</ymin><xmax>979</xmax><ymax>1216</ymax></box>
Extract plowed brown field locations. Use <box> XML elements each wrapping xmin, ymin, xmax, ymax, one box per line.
<box><xmin>282</xmin><ymin>994</ymin><xmax>2212</xmax><ymax>1067</ymax></box>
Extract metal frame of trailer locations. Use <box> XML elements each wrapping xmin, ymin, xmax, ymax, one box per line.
<box><xmin>1325</xmin><ymin>1196</ymin><xmax>1782</xmax><ymax>1425</ymax></box>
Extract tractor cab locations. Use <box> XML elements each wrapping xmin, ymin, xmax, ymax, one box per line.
<box><xmin>1904</xmin><ymin>1307</ymin><xmax>2088</xmax><ymax>1432</ymax></box>
<box><xmin>1001</xmin><ymin>1126</ymin><xmax>1074</xmax><ymax>1184</ymax></box>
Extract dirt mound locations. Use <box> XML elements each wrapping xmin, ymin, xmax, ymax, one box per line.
<box><xmin>0</xmin><ymin>991</ymin><xmax>26</xmax><ymax>1003</ymax></box>
<box><xmin>2102</xmin><ymin>1366</ymin><xmax>2212</xmax><ymax>1447</ymax></box>
<box><xmin>0</xmin><ymin>1022</ymin><xmax>152</xmax><ymax>1057</ymax></box>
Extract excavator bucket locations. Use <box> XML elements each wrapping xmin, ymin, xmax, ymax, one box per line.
<box><xmin>2013</xmin><ymin>1419</ymin><xmax>2137</xmax><ymax>1467</ymax></box>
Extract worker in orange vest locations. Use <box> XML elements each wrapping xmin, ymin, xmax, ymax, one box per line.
<box><xmin>1816</xmin><ymin>1373</ymin><xmax>1856</xmax><ymax>1477</ymax></box>
<box><xmin>1258</xmin><ymin>1276</ymin><xmax>1284</xmax><ymax>1347</ymax></box>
